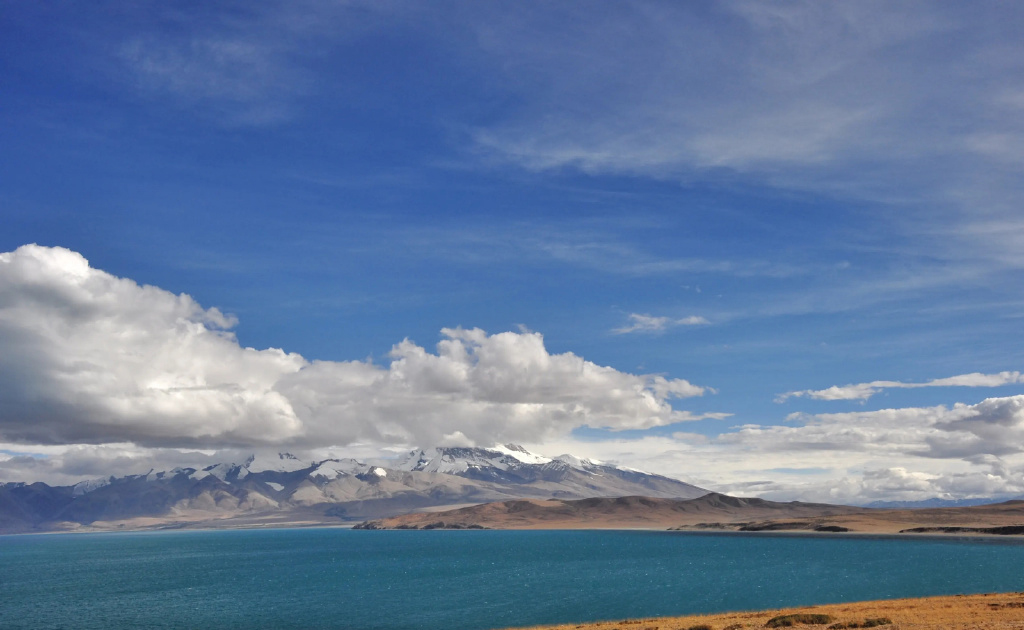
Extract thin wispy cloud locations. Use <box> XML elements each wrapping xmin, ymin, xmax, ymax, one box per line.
<box><xmin>613</xmin><ymin>313</ymin><xmax>709</xmax><ymax>335</ymax></box>
<box><xmin>121</xmin><ymin>35</ymin><xmax>302</xmax><ymax>125</ymax></box>
<box><xmin>468</xmin><ymin>2</ymin><xmax>949</xmax><ymax>174</ymax></box>
<box><xmin>776</xmin><ymin>371</ymin><xmax>1024</xmax><ymax>402</ymax></box>
<box><xmin>462</xmin><ymin>2</ymin><xmax>1024</xmax><ymax>274</ymax></box>
<box><xmin>113</xmin><ymin>1</ymin><xmax>398</xmax><ymax>125</ymax></box>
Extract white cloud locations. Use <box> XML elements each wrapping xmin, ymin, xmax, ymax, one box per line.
<box><xmin>776</xmin><ymin>371</ymin><xmax>1024</xmax><ymax>402</ymax></box>
<box><xmin>0</xmin><ymin>245</ymin><xmax>306</xmax><ymax>446</ymax></box>
<box><xmin>0</xmin><ymin>245</ymin><xmax>712</xmax><ymax>450</ymax></box>
<box><xmin>612</xmin><ymin>313</ymin><xmax>709</xmax><ymax>334</ymax></box>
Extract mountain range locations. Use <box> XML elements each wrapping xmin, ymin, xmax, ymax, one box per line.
<box><xmin>0</xmin><ymin>444</ymin><xmax>708</xmax><ymax>533</ymax></box>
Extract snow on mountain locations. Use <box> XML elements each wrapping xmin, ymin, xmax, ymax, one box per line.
<box><xmin>71</xmin><ymin>477</ymin><xmax>111</xmax><ymax>496</ymax></box>
<box><xmin>63</xmin><ymin>446</ymin><xmax>690</xmax><ymax>496</ymax></box>
<box><xmin>205</xmin><ymin>461</ymin><xmax>244</xmax><ymax>481</ymax></box>
<box><xmin>552</xmin><ymin>453</ymin><xmax>599</xmax><ymax>468</ymax></box>
<box><xmin>491</xmin><ymin>444</ymin><xmax>552</xmax><ymax>465</ymax></box>
<box><xmin>308</xmin><ymin>459</ymin><xmax>366</xmax><ymax>480</ymax></box>
<box><xmin>393</xmin><ymin>444</ymin><xmax>554</xmax><ymax>474</ymax></box>
<box><xmin>616</xmin><ymin>465</ymin><xmax>653</xmax><ymax>475</ymax></box>
<box><xmin>196</xmin><ymin>452</ymin><xmax>310</xmax><ymax>482</ymax></box>
<box><xmin>0</xmin><ymin>445</ymin><xmax>710</xmax><ymax>533</ymax></box>
<box><xmin>247</xmin><ymin>452</ymin><xmax>310</xmax><ymax>474</ymax></box>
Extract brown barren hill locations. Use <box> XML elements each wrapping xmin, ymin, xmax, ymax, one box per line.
<box><xmin>353</xmin><ymin>493</ymin><xmax>864</xmax><ymax>530</ymax></box>
<box><xmin>354</xmin><ymin>493</ymin><xmax>1024</xmax><ymax>534</ymax></box>
<box><xmin>500</xmin><ymin>591</ymin><xmax>1024</xmax><ymax>630</ymax></box>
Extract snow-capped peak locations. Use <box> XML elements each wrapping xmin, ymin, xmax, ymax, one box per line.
<box><xmin>491</xmin><ymin>444</ymin><xmax>552</xmax><ymax>465</ymax></box>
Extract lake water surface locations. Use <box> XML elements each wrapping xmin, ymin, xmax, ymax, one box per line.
<box><xmin>3</xmin><ymin>528</ymin><xmax>1024</xmax><ymax>630</ymax></box>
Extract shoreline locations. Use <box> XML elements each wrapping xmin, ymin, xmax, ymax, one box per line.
<box><xmin>503</xmin><ymin>592</ymin><xmax>1024</xmax><ymax>630</ymax></box>
<box><xmin>8</xmin><ymin>521</ymin><xmax>1024</xmax><ymax>541</ymax></box>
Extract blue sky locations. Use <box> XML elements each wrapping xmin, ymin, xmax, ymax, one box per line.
<box><xmin>3</xmin><ymin>1</ymin><xmax>1024</xmax><ymax>501</ymax></box>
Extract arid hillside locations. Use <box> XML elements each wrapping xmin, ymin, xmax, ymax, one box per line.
<box><xmin>355</xmin><ymin>493</ymin><xmax>1024</xmax><ymax>534</ymax></box>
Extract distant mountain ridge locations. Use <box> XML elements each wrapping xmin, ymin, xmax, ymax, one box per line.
<box><xmin>0</xmin><ymin>445</ymin><xmax>708</xmax><ymax>533</ymax></box>
<box><xmin>862</xmin><ymin>497</ymin><xmax>1015</xmax><ymax>509</ymax></box>
<box><xmin>353</xmin><ymin>492</ymin><xmax>1024</xmax><ymax>534</ymax></box>
<box><xmin>354</xmin><ymin>492</ymin><xmax>868</xmax><ymax>530</ymax></box>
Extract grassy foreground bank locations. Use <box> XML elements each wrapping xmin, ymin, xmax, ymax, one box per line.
<box><xmin>507</xmin><ymin>592</ymin><xmax>1024</xmax><ymax>630</ymax></box>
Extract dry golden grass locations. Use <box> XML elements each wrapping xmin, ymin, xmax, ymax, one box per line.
<box><xmin>504</xmin><ymin>592</ymin><xmax>1024</xmax><ymax>630</ymax></box>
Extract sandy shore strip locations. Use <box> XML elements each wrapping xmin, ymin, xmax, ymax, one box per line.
<box><xmin>503</xmin><ymin>592</ymin><xmax>1024</xmax><ymax>630</ymax></box>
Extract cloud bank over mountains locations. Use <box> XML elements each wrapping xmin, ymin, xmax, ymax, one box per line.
<box><xmin>0</xmin><ymin>244</ymin><xmax>710</xmax><ymax>451</ymax></box>
<box><xmin>535</xmin><ymin>394</ymin><xmax>1024</xmax><ymax>504</ymax></box>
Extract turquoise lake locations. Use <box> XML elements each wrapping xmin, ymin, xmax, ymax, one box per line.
<box><xmin>2</xmin><ymin>528</ymin><xmax>1024</xmax><ymax>630</ymax></box>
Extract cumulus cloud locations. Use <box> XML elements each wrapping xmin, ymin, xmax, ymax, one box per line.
<box><xmin>0</xmin><ymin>245</ymin><xmax>712</xmax><ymax>451</ymax></box>
<box><xmin>776</xmin><ymin>371</ymin><xmax>1024</xmax><ymax>402</ymax></box>
<box><xmin>611</xmin><ymin>313</ymin><xmax>709</xmax><ymax>334</ymax></box>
